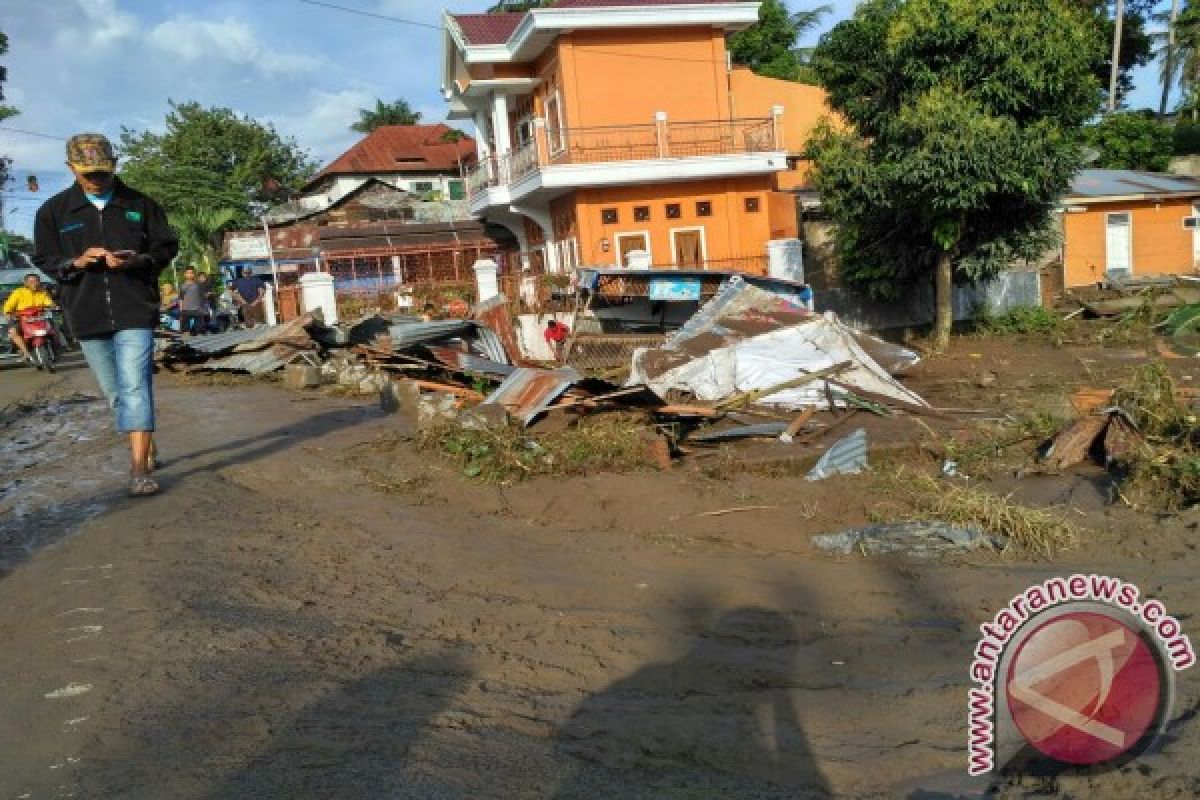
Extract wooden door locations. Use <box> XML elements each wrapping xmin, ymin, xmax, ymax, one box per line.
<box><xmin>674</xmin><ymin>230</ymin><xmax>704</xmax><ymax>268</ymax></box>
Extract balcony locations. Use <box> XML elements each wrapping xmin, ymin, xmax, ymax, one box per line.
<box><xmin>466</xmin><ymin>116</ymin><xmax>784</xmax><ymax>210</ymax></box>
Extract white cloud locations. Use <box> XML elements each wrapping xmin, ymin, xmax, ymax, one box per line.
<box><xmin>147</xmin><ymin>16</ymin><xmax>324</xmax><ymax>76</ymax></box>
<box><xmin>268</xmin><ymin>88</ymin><xmax>376</xmax><ymax>167</ymax></box>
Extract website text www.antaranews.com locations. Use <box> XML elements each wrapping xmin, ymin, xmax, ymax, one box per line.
<box><xmin>966</xmin><ymin>574</ymin><xmax>1195</xmax><ymax>775</ymax></box>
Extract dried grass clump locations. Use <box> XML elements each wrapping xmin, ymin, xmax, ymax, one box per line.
<box><xmin>1111</xmin><ymin>363</ymin><xmax>1200</xmax><ymax>510</ymax></box>
<box><xmin>1111</xmin><ymin>362</ymin><xmax>1193</xmax><ymax>441</ymax></box>
<box><xmin>897</xmin><ymin>471</ymin><xmax>1081</xmax><ymax>559</ymax></box>
<box><xmin>420</xmin><ymin>415</ymin><xmax>653</xmax><ymax>483</ymax></box>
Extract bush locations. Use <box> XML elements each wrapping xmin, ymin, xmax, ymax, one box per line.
<box><xmin>976</xmin><ymin>306</ymin><xmax>1064</xmax><ymax>337</ymax></box>
<box><xmin>420</xmin><ymin>416</ymin><xmax>654</xmax><ymax>483</ymax></box>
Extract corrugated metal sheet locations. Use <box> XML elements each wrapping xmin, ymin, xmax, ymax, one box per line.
<box><xmin>691</xmin><ymin>423</ymin><xmax>789</xmax><ymax>443</ymax></box>
<box><xmin>426</xmin><ymin>346</ymin><xmax>515</xmax><ymax>377</ymax></box>
<box><xmin>195</xmin><ymin>346</ymin><xmax>315</xmax><ymax>375</ymax></box>
<box><xmin>1069</xmin><ymin>169</ymin><xmax>1200</xmax><ymax>199</ymax></box>
<box><xmin>483</xmin><ymin>367</ymin><xmax>580</xmax><ymax>426</ymax></box>
<box><xmin>385</xmin><ymin>319</ymin><xmax>510</xmax><ymax>364</ymax></box>
<box><xmin>805</xmin><ymin>428</ymin><xmax>868</xmax><ymax>481</ymax></box>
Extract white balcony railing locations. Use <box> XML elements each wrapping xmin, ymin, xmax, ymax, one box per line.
<box><xmin>466</xmin><ymin>115</ymin><xmax>779</xmax><ymax>202</ymax></box>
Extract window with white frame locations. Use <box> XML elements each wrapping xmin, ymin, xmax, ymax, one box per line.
<box><xmin>545</xmin><ymin>90</ymin><xmax>565</xmax><ymax>155</ymax></box>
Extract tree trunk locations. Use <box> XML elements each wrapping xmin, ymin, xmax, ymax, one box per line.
<box><xmin>933</xmin><ymin>250</ymin><xmax>954</xmax><ymax>352</ymax></box>
<box><xmin>1108</xmin><ymin>0</ymin><xmax>1126</xmax><ymax>113</ymax></box>
<box><xmin>1161</xmin><ymin>0</ymin><xmax>1181</xmax><ymax>118</ymax></box>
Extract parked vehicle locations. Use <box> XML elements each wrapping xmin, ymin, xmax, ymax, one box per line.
<box><xmin>15</xmin><ymin>307</ymin><xmax>62</xmax><ymax>372</ymax></box>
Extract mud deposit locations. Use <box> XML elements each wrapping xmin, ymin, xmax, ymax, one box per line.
<box><xmin>0</xmin><ymin>336</ymin><xmax>1198</xmax><ymax>799</ymax></box>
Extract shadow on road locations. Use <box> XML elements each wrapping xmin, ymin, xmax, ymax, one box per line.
<box><xmin>550</xmin><ymin>605</ymin><xmax>833</xmax><ymax>799</ymax></box>
<box><xmin>197</xmin><ymin>653</ymin><xmax>473</xmax><ymax>800</ymax></box>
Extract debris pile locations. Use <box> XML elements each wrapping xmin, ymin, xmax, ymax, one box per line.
<box><xmin>157</xmin><ymin>314</ymin><xmax>320</xmax><ymax>375</ymax></box>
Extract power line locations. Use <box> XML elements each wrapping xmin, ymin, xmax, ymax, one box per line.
<box><xmin>0</xmin><ymin>125</ymin><xmax>68</xmax><ymax>141</ymax></box>
<box><xmin>292</xmin><ymin>0</ymin><xmax>756</xmax><ymax>65</ymax></box>
<box><xmin>294</xmin><ymin>0</ymin><xmax>443</xmax><ymax>30</ymax></box>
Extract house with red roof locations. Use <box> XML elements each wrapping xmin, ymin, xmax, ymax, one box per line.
<box><xmin>441</xmin><ymin>0</ymin><xmax>833</xmax><ymax>277</ymax></box>
<box><xmin>299</xmin><ymin>123</ymin><xmax>476</xmax><ymax>214</ymax></box>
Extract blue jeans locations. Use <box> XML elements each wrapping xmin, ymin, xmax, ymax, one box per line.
<box><xmin>79</xmin><ymin>328</ymin><xmax>156</xmax><ymax>433</ymax></box>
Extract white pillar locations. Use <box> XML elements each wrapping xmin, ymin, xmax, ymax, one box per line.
<box><xmin>473</xmin><ymin>110</ymin><xmax>492</xmax><ymax>159</ymax></box>
<box><xmin>299</xmin><ymin>271</ymin><xmax>338</xmax><ymax>325</ymax></box>
<box><xmin>767</xmin><ymin>238</ymin><xmax>804</xmax><ymax>284</ymax></box>
<box><xmin>655</xmin><ymin>110</ymin><xmax>668</xmax><ymax>158</ymax></box>
<box><xmin>473</xmin><ymin>258</ymin><xmax>500</xmax><ymax>302</ymax></box>
<box><xmin>771</xmin><ymin>104</ymin><xmax>785</xmax><ymax>150</ymax></box>
<box><xmin>491</xmin><ymin>93</ymin><xmax>512</xmax><ymax>157</ymax></box>
<box><xmin>263</xmin><ymin>282</ymin><xmax>278</xmax><ymax>326</ymax></box>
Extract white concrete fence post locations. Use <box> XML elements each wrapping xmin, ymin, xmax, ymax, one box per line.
<box><xmin>299</xmin><ymin>271</ymin><xmax>338</xmax><ymax>326</ymax></box>
<box><xmin>473</xmin><ymin>258</ymin><xmax>500</xmax><ymax>303</ymax></box>
<box><xmin>263</xmin><ymin>281</ymin><xmax>278</xmax><ymax>326</ymax></box>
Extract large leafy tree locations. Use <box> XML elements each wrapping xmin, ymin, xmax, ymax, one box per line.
<box><xmin>728</xmin><ymin>1</ymin><xmax>831</xmax><ymax>84</ymax></box>
<box><xmin>809</xmin><ymin>0</ymin><xmax>1102</xmax><ymax>350</ymax></box>
<box><xmin>1082</xmin><ymin>111</ymin><xmax>1174</xmax><ymax>170</ymax></box>
<box><xmin>119</xmin><ymin>101</ymin><xmax>316</xmax><ymax>225</ymax></box>
<box><xmin>350</xmin><ymin>99</ymin><xmax>422</xmax><ymax>133</ymax></box>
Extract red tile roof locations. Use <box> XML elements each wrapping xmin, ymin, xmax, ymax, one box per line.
<box><xmin>451</xmin><ymin>2</ymin><xmax>742</xmax><ymax>45</ymax></box>
<box><xmin>450</xmin><ymin>13</ymin><xmax>525</xmax><ymax>46</ymax></box>
<box><xmin>312</xmin><ymin>125</ymin><xmax>475</xmax><ymax>183</ymax></box>
<box><xmin>553</xmin><ymin>0</ymin><xmax>738</xmax><ymax>6</ymax></box>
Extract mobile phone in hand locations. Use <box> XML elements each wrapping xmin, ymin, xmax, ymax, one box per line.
<box><xmin>112</xmin><ymin>249</ymin><xmax>137</xmax><ymax>258</ymax></box>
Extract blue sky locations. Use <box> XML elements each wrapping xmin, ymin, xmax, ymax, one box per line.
<box><xmin>0</xmin><ymin>0</ymin><xmax>1178</xmax><ymax>236</ymax></box>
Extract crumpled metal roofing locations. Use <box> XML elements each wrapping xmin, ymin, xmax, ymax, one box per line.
<box><xmin>483</xmin><ymin>366</ymin><xmax>581</xmax><ymax>426</ymax></box>
<box><xmin>386</xmin><ymin>319</ymin><xmax>510</xmax><ymax>365</ymax></box>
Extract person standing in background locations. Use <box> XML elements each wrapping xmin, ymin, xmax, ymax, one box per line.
<box><xmin>178</xmin><ymin>267</ymin><xmax>205</xmax><ymax>335</ymax></box>
<box><xmin>231</xmin><ymin>266</ymin><xmax>267</xmax><ymax>326</ymax></box>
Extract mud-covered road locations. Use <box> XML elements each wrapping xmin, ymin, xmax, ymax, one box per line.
<box><xmin>1</xmin><ymin>361</ymin><xmax>1198</xmax><ymax>799</ymax></box>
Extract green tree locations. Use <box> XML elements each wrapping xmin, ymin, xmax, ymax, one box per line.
<box><xmin>350</xmin><ymin>98</ymin><xmax>422</xmax><ymax>133</ymax></box>
<box><xmin>169</xmin><ymin>207</ymin><xmax>239</xmax><ymax>274</ymax></box>
<box><xmin>0</xmin><ymin>31</ymin><xmax>16</xmax><ymax>123</ymax></box>
<box><xmin>119</xmin><ymin>101</ymin><xmax>316</xmax><ymax>225</ymax></box>
<box><xmin>728</xmin><ymin>1</ymin><xmax>831</xmax><ymax>84</ymax></box>
<box><xmin>1</xmin><ymin>30</ymin><xmax>20</xmax><ymax>226</ymax></box>
<box><xmin>809</xmin><ymin>0</ymin><xmax>1102</xmax><ymax>350</ymax></box>
<box><xmin>1170</xmin><ymin>2</ymin><xmax>1200</xmax><ymax>118</ymax></box>
<box><xmin>1082</xmin><ymin>111</ymin><xmax>1174</xmax><ymax>170</ymax></box>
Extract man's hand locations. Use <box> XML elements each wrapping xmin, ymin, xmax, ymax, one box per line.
<box><xmin>74</xmin><ymin>247</ymin><xmax>110</xmax><ymax>269</ymax></box>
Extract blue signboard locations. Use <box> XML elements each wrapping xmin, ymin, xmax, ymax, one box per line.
<box><xmin>648</xmin><ymin>277</ymin><xmax>703</xmax><ymax>301</ymax></box>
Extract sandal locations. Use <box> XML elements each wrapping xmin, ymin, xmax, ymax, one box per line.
<box><xmin>129</xmin><ymin>475</ymin><xmax>160</xmax><ymax>497</ymax></box>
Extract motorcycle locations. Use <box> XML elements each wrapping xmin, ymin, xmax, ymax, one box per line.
<box><xmin>15</xmin><ymin>307</ymin><xmax>61</xmax><ymax>373</ymax></box>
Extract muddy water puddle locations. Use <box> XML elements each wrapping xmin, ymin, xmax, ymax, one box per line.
<box><xmin>0</xmin><ymin>393</ymin><xmax>124</xmax><ymax>570</ymax></box>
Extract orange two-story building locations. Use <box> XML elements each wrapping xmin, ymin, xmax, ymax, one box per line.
<box><xmin>441</xmin><ymin>0</ymin><xmax>830</xmax><ymax>276</ymax></box>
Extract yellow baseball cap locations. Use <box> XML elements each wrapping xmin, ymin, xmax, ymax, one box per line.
<box><xmin>66</xmin><ymin>133</ymin><xmax>117</xmax><ymax>172</ymax></box>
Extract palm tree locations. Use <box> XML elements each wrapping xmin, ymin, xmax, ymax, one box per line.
<box><xmin>350</xmin><ymin>99</ymin><xmax>422</xmax><ymax>134</ymax></box>
<box><xmin>1157</xmin><ymin>0</ymin><xmax>1182</xmax><ymax>117</ymax></box>
<box><xmin>169</xmin><ymin>207</ymin><xmax>239</xmax><ymax>276</ymax></box>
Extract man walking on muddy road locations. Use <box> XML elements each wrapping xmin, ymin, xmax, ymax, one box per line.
<box><xmin>33</xmin><ymin>133</ymin><xmax>178</xmax><ymax>497</ymax></box>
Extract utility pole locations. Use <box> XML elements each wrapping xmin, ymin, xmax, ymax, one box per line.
<box><xmin>1162</xmin><ymin>0</ymin><xmax>1182</xmax><ymax>118</ymax></box>
<box><xmin>1109</xmin><ymin>0</ymin><xmax>1126</xmax><ymax>113</ymax></box>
